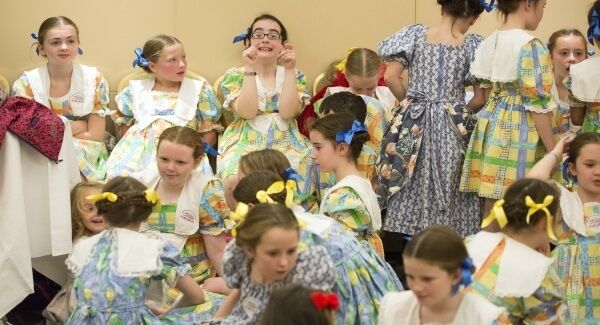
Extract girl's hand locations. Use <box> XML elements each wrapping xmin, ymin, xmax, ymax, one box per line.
<box><xmin>242</xmin><ymin>46</ymin><xmax>258</xmax><ymax>68</ymax></box>
<box><xmin>554</xmin><ymin>133</ymin><xmax>575</xmax><ymax>156</ymax></box>
<box><xmin>277</xmin><ymin>43</ymin><xmax>296</xmax><ymax>69</ymax></box>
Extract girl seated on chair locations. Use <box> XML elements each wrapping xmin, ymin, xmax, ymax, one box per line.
<box><xmin>105</xmin><ymin>34</ymin><xmax>222</xmax><ymax>184</ymax></box>
<box><xmin>12</xmin><ymin>16</ymin><xmax>110</xmax><ymax>180</ymax></box>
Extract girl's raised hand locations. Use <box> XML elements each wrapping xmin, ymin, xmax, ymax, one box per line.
<box><xmin>242</xmin><ymin>45</ymin><xmax>258</xmax><ymax>68</ymax></box>
<box><xmin>277</xmin><ymin>43</ymin><xmax>296</xmax><ymax>69</ymax></box>
<box><xmin>555</xmin><ymin>133</ymin><xmax>576</xmax><ymax>155</ymax></box>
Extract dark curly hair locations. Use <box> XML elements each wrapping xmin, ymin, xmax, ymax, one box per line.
<box><xmin>501</xmin><ymin>178</ymin><xmax>559</xmax><ymax>233</ymax></box>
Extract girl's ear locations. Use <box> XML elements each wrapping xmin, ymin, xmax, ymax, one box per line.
<box><xmin>336</xmin><ymin>142</ymin><xmax>350</xmax><ymax>156</ymax></box>
<box><xmin>148</xmin><ymin>61</ymin><xmax>157</xmax><ymax>74</ymax></box>
<box><xmin>244</xmin><ymin>246</ymin><xmax>256</xmax><ymax>259</ymax></box>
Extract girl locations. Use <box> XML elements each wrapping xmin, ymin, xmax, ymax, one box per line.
<box><xmin>44</xmin><ymin>181</ymin><xmax>106</xmax><ymax>324</ymax></box>
<box><xmin>466</xmin><ymin>178</ymin><xmax>566</xmax><ymax>323</ymax></box>
<box><xmin>105</xmin><ymin>35</ymin><xmax>221</xmax><ymax>184</ymax></box>
<box><xmin>66</xmin><ymin>176</ymin><xmax>206</xmax><ymax>324</ymax></box>
<box><xmin>310</xmin><ymin>112</ymin><xmax>383</xmax><ymax>257</ymax></box>
<box><xmin>233</xmin><ymin>171</ymin><xmax>403</xmax><ymax>324</ymax></box>
<box><xmin>260</xmin><ymin>285</ymin><xmax>338</xmax><ymax>325</ymax></box>
<box><xmin>528</xmin><ymin>132</ymin><xmax>600</xmax><ymax>323</ymax></box>
<box><xmin>567</xmin><ymin>1</ymin><xmax>600</xmax><ymax>133</ymax></box>
<box><xmin>376</xmin><ymin>0</ymin><xmax>485</xmax><ymax>238</ymax></box>
<box><xmin>460</xmin><ymin>0</ymin><xmax>556</xmax><ymax>216</ymax></box>
<box><xmin>12</xmin><ymin>16</ymin><xmax>110</xmax><ymax>180</ymax></box>
<box><xmin>142</xmin><ymin>126</ymin><xmax>233</xmax><ymax>314</ymax></box>
<box><xmin>212</xmin><ymin>204</ymin><xmax>335</xmax><ymax>324</ymax></box>
<box><xmin>379</xmin><ymin>227</ymin><xmax>510</xmax><ymax>325</ymax></box>
<box><xmin>548</xmin><ymin>29</ymin><xmax>588</xmax><ymax>136</ymax></box>
<box><xmin>218</xmin><ymin>13</ymin><xmax>312</xmax><ymax>201</ymax></box>
<box><xmin>299</xmin><ymin>48</ymin><xmax>393</xmax><ymax>147</ymax></box>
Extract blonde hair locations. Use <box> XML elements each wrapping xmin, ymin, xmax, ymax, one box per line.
<box><xmin>70</xmin><ymin>181</ymin><xmax>104</xmax><ymax>239</ymax></box>
<box><xmin>140</xmin><ymin>34</ymin><xmax>182</xmax><ymax>73</ymax></box>
<box><xmin>344</xmin><ymin>48</ymin><xmax>381</xmax><ymax>78</ymax></box>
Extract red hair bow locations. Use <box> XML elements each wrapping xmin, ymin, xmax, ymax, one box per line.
<box><xmin>310</xmin><ymin>291</ymin><xmax>340</xmax><ymax>310</ymax></box>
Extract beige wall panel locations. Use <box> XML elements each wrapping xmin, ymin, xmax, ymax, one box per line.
<box><xmin>174</xmin><ymin>0</ymin><xmax>416</xmax><ymax>87</ymax></box>
<box><xmin>416</xmin><ymin>0</ymin><xmax>592</xmax><ymax>47</ymax></box>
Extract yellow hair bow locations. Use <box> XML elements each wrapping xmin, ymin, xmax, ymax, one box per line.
<box><xmin>230</xmin><ymin>202</ymin><xmax>249</xmax><ymax>237</ymax></box>
<box><xmin>525</xmin><ymin>195</ymin><xmax>557</xmax><ymax>241</ymax></box>
<box><xmin>86</xmin><ymin>192</ymin><xmax>118</xmax><ymax>203</ymax></box>
<box><xmin>144</xmin><ymin>189</ymin><xmax>161</xmax><ymax>206</ymax></box>
<box><xmin>481</xmin><ymin>199</ymin><xmax>508</xmax><ymax>229</ymax></box>
<box><xmin>256</xmin><ymin>180</ymin><xmax>297</xmax><ymax>208</ymax></box>
<box><xmin>335</xmin><ymin>47</ymin><xmax>358</xmax><ymax>73</ymax></box>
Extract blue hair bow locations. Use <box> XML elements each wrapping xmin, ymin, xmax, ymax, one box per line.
<box><xmin>479</xmin><ymin>0</ymin><xmax>495</xmax><ymax>12</ymax></box>
<box><xmin>284</xmin><ymin>167</ymin><xmax>300</xmax><ymax>182</ymax></box>
<box><xmin>335</xmin><ymin>120</ymin><xmax>367</xmax><ymax>144</ymax></box>
<box><xmin>588</xmin><ymin>10</ymin><xmax>600</xmax><ymax>45</ymax></box>
<box><xmin>203</xmin><ymin>143</ymin><xmax>219</xmax><ymax>157</ymax></box>
<box><xmin>132</xmin><ymin>48</ymin><xmax>149</xmax><ymax>68</ymax></box>
<box><xmin>452</xmin><ymin>257</ymin><xmax>474</xmax><ymax>294</ymax></box>
<box><xmin>233</xmin><ymin>32</ymin><xmax>248</xmax><ymax>44</ymax></box>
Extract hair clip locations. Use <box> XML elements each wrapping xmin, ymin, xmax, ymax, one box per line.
<box><xmin>132</xmin><ymin>48</ymin><xmax>149</xmax><ymax>68</ymax></box>
<box><xmin>203</xmin><ymin>143</ymin><xmax>218</xmax><ymax>157</ymax></box>
<box><xmin>230</xmin><ymin>202</ymin><xmax>249</xmax><ymax>237</ymax></box>
<box><xmin>481</xmin><ymin>199</ymin><xmax>508</xmax><ymax>229</ymax></box>
<box><xmin>452</xmin><ymin>257</ymin><xmax>474</xmax><ymax>294</ymax></box>
<box><xmin>283</xmin><ymin>167</ymin><xmax>300</xmax><ymax>182</ymax></box>
<box><xmin>588</xmin><ymin>10</ymin><xmax>600</xmax><ymax>45</ymax></box>
<box><xmin>87</xmin><ymin>192</ymin><xmax>118</xmax><ymax>203</ymax></box>
<box><xmin>233</xmin><ymin>31</ymin><xmax>248</xmax><ymax>44</ymax></box>
<box><xmin>525</xmin><ymin>195</ymin><xmax>557</xmax><ymax>241</ymax></box>
<box><xmin>144</xmin><ymin>189</ymin><xmax>161</xmax><ymax>206</ymax></box>
<box><xmin>334</xmin><ymin>47</ymin><xmax>358</xmax><ymax>72</ymax></box>
<box><xmin>335</xmin><ymin>120</ymin><xmax>367</xmax><ymax>144</ymax></box>
<box><xmin>479</xmin><ymin>0</ymin><xmax>495</xmax><ymax>12</ymax></box>
<box><xmin>310</xmin><ymin>292</ymin><xmax>340</xmax><ymax>311</ymax></box>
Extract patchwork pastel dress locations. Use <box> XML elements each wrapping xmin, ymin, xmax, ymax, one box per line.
<box><xmin>320</xmin><ymin>175</ymin><xmax>384</xmax><ymax>257</ymax></box>
<box><xmin>460</xmin><ymin>29</ymin><xmax>556</xmax><ymax>199</ymax></box>
<box><xmin>292</xmin><ymin>205</ymin><xmax>402</xmax><ymax>324</ymax></box>
<box><xmin>379</xmin><ymin>291</ymin><xmax>511</xmax><ymax>325</ymax></box>
<box><xmin>142</xmin><ymin>171</ymin><xmax>234</xmax><ymax>317</ymax></box>
<box><xmin>567</xmin><ymin>55</ymin><xmax>600</xmax><ymax>132</ymax></box>
<box><xmin>376</xmin><ymin>24</ymin><xmax>483</xmax><ymax>236</ymax></box>
<box><xmin>217</xmin><ymin>66</ymin><xmax>313</xmax><ymax>194</ymax></box>
<box><xmin>65</xmin><ymin>228</ymin><xmax>213</xmax><ymax>324</ymax></box>
<box><xmin>106</xmin><ymin>77</ymin><xmax>222</xmax><ymax>184</ymax></box>
<box><xmin>552</xmin><ymin>183</ymin><xmax>600</xmax><ymax>324</ymax></box>
<box><xmin>12</xmin><ymin>63</ymin><xmax>110</xmax><ymax>180</ymax></box>
<box><xmin>466</xmin><ymin>231</ymin><xmax>566</xmax><ymax>324</ymax></box>
<box><xmin>218</xmin><ymin>241</ymin><xmax>335</xmax><ymax>324</ymax></box>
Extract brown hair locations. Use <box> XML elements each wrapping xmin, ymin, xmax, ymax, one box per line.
<box><xmin>497</xmin><ymin>0</ymin><xmax>541</xmax><ymax>15</ymax></box>
<box><xmin>235</xmin><ymin>204</ymin><xmax>299</xmax><ymax>249</ymax></box>
<box><xmin>548</xmin><ymin>29</ymin><xmax>588</xmax><ymax>54</ymax></box>
<box><xmin>239</xmin><ymin>149</ymin><xmax>291</xmax><ymax>179</ymax></box>
<box><xmin>234</xmin><ymin>171</ymin><xmax>286</xmax><ymax>205</ymax></box>
<box><xmin>311</xmin><ymin>112</ymin><xmax>370</xmax><ymax>161</ymax></box>
<box><xmin>567</xmin><ymin>132</ymin><xmax>600</xmax><ymax>166</ymax></box>
<box><xmin>345</xmin><ymin>48</ymin><xmax>381</xmax><ymax>79</ymax></box>
<box><xmin>157</xmin><ymin>126</ymin><xmax>205</xmax><ymax>161</ymax></box>
<box><xmin>71</xmin><ymin>181</ymin><xmax>104</xmax><ymax>239</ymax></box>
<box><xmin>437</xmin><ymin>0</ymin><xmax>484</xmax><ymax>18</ymax></box>
<box><xmin>137</xmin><ymin>34</ymin><xmax>182</xmax><ymax>73</ymax></box>
<box><xmin>320</xmin><ymin>91</ymin><xmax>367</xmax><ymax>123</ymax></box>
<box><xmin>35</xmin><ymin>16</ymin><xmax>80</xmax><ymax>56</ymax></box>
<box><xmin>95</xmin><ymin>177</ymin><xmax>157</xmax><ymax>227</ymax></box>
<box><xmin>403</xmin><ymin>226</ymin><xmax>470</xmax><ymax>275</ymax></box>
<box><xmin>260</xmin><ymin>284</ymin><xmax>334</xmax><ymax>325</ymax></box>
<box><xmin>501</xmin><ymin>179</ymin><xmax>560</xmax><ymax>233</ymax></box>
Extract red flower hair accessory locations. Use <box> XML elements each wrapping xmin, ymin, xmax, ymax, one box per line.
<box><xmin>310</xmin><ymin>291</ymin><xmax>340</xmax><ymax>310</ymax></box>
